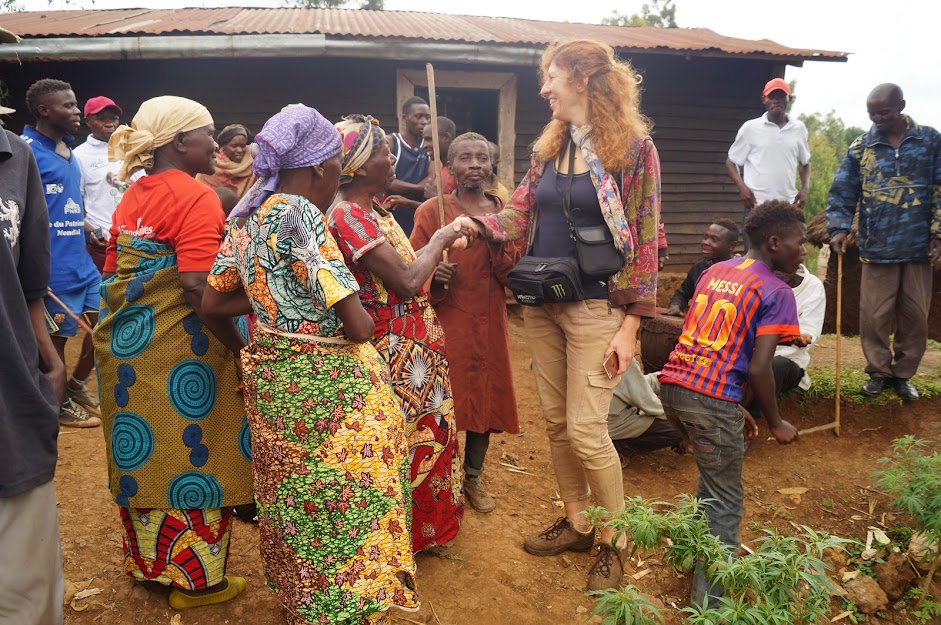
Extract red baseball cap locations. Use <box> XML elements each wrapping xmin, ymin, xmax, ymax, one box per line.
<box><xmin>84</xmin><ymin>96</ymin><xmax>122</xmax><ymax>117</ymax></box>
<box><xmin>762</xmin><ymin>78</ymin><xmax>791</xmax><ymax>97</ymax></box>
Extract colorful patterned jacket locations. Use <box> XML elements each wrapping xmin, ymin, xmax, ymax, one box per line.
<box><xmin>475</xmin><ymin>137</ymin><xmax>661</xmax><ymax>317</ymax></box>
<box><xmin>826</xmin><ymin>115</ymin><xmax>941</xmax><ymax>263</ymax></box>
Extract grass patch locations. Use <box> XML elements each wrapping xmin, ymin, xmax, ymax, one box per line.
<box><xmin>797</xmin><ymin>366</ymin><xmax>941</xmax><ymax>405</ymax></box>
<box><xmin>817</xmin><ymin>334</ymin><xmax>941</xmax><ymax>353</ymax></box>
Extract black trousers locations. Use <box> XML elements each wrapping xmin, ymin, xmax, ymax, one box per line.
<box><xmin>463</xmin><ymin>430</ymin><xmax>491</xmax><ymax>477</ymax></box>
<box><xmin>747</xmin><ymin>355</ymin><xmax>804</xmax><ymax>417</ymax></box>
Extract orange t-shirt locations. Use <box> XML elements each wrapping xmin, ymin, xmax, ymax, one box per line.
<box><xmin>105</xmin><ymin>169</ymin><xmax>225</xmax><ymax>273</ymax></box>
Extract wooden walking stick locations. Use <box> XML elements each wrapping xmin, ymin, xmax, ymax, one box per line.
<box><xmin>426</xmin><ymin>62</ymin><xmax>449</xmax><ymax>273</ymax></box>
<box><xmin>47</xmin><ymin>288</ymin><xmax>95</xmax><ymax>334</ymax></box>
<box><xmin>834</xmin><ymin>251</ymin><xmax>843</xmax><ymax>436</ymax></box>
<box><xmin>797</xmin><ymin>251</ymin><xmax>843</xmax><ymax>437</ymax></box>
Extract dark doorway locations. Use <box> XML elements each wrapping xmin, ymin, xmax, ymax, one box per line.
<box><xmin>415</xmin><ymin>86</ymin><xmax>499</xmax><ymax>143</ymax></box>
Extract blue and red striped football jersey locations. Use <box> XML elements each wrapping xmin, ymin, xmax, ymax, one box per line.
<box><xmin>659</xmin><ymin>257</ymin><xmax>800</xmax><ymax>402</ymax></box>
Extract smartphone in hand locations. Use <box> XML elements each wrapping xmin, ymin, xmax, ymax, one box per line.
<box><xmin>603</xmin><ymin>352</ymin><xmax>619</xmax><ymax>379</ymax></box>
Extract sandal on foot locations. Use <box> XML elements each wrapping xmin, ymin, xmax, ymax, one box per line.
<box><xmin>169</xmin><ymin>576</ymin><xmax>246</xmax><ymax>611</ymax></box>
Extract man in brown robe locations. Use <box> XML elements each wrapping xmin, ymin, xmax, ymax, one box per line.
<box><xmin>410</xmin><ymin>132</ymin><xmax>523</xmax><ymax>513</ymax></box>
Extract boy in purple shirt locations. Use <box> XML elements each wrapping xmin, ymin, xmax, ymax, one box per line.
<box><xmin>659</xmin><ymin>200</ymin><xmax>804</xmax><ymax>609</ymax></box>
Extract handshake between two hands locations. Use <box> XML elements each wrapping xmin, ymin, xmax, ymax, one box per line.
<box><xmin>441</xmin><ymin>216</ymin><xmax>483</xmax><ymax>251</ymax></box>
<box><xmin>430</xmin><ymin>217</ymin><xmax>485</xmax><ymax>288</ymax></box>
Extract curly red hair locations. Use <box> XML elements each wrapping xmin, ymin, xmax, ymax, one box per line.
<box><xmin>534</xmin><ymin>39</ymin><xmax>651</xmax><ymax>172</ymax></box>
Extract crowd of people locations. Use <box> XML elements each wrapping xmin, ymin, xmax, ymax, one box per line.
<box><xmin>0</xmin><ymin>34</ymin><xmax>938</xmax><ymax>625</ymax></box>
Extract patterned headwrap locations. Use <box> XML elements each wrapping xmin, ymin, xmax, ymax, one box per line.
<box><xmin>216</xmin><ymin>123</ymin><xmax>249</xmax><ymax>147</ymax></box>
<box><xmin>335</xmin><ymin>114</ymin><xmax>386</xmax><ymax>186</ymax></box>
<box><xmin>108</xmin><ymin>95</ymin><xmax>213</xmax><ymax>181</ymax></box>
<box><xmin>229</xmin><ymin>106</ymin><xmax>341</xmax><ymax>220</ymax></box>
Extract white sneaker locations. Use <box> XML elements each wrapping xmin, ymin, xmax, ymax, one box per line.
<box><xmin>67</xmin><ymin>378</ymin><xmax>101</xmax><ymax>415</ymax></box>
<box><xmin>59</xmin><ymin>399</ymin><xmax>101</xmax><ymax>428</ymax></box>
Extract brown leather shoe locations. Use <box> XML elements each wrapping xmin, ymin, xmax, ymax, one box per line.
<box><xmin>523</xmin><ymin>517</ymin><xmax>595</xmax><ymax>557</ymax></box>
<box><xmin>586</xmin><ymin>543</ymin><xmax>624</xmax><ymax>591</ymax></box>
<box><xmin>463</xmin><ymin>476</ymin><xmax>495</xmax><ymax>513</ymax></box>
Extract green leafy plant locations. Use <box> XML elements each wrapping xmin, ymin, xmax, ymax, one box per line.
<box><xmin>844</xmin><ymin>541</ymin><xmax>878</xmax><ymax>578</ymax></box>
<box><xmin>905</xmin><ymin>587</ymin><xmax>941</xmax><ymax>624</ymax></box>
<box><xmin>840</xmin><ymin>599</ymin><xmax>866</xmax><ymax>624</ymax></box>
<box><xmin>589</xmin><ymin>584</ymin><xmax>664</xmax><ymax>625</ymax></box>
<box><xmin>912</xmin><ymin>600</ymin><xmax>941</xmax><ymax>624</ymax></box>
<box><xmin>586</xmin><ymin>496</ymin><xmax>851</xmax><ymax>625</ymax></box>
<box><xmin>874</xmin><ymin>436</ymin><xmax>941</xmax><ymax>609</ymax></box>
<box><xmin>683</xmin><ymin>527</ymin><xmax>848</xmax><ymax>625</ymax></box>
<box><xmin>887</xmin><ymin>523</ymin><xmax>915</xmax><ymax>546</ymax></box>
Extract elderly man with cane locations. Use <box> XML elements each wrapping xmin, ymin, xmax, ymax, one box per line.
<box><xmin>827</xmin><ymin>83</ymin><xmax>941</xmax><ymax>401</ymax></box>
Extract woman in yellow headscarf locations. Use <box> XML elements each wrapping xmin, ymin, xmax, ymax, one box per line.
<box><xmin>94</xmin><ymin>96</ymin><xmax>251</xmax><ymax>611</ymax></box>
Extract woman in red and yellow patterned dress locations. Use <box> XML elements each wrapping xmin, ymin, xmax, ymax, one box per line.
<box><xmin>328</xmin><ymin>115</ymin><xmax>467</xmax><ymax>552</ymax></box>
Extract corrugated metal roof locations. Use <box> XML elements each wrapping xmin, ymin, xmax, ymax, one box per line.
<box><xmin>0</xmin><ymin>8</ymin><xmax>848</xmax><ymax>61</ymax></box>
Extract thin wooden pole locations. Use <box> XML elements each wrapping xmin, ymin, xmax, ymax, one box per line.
<box><xmin>835</xmin><ymin>252</ymin><xmax>843</xmax><ymax>436</ymax></box>
<box><xmin>798</xmin><ymin>422</ymin><xmax>838</xmax><ymax>436</ymax></box>
<box><xmin>425</xmin><ymin>62</ymin><xmax>448</xmax><ymax>268</ymax></box>
<box><xmin>47</xmin><ymin>288</ymin><xmax>94</xmax><ymax>334</ymax></box>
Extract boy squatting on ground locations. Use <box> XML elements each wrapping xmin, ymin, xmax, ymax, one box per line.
<box><xmin>658</xmin><ymin>199</ymin><xmax>804</xmax><ymax>609</ymax></box>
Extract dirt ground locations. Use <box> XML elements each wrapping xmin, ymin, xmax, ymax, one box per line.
<box><xmin>56</xmin><ymin>314</ymin><xmax>941</xmax><ymax>625</ymax></box>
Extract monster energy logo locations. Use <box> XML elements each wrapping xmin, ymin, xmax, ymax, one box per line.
<box><xmin>550</xmin><ymin>283</ymin><xmax>566</xmax><ymax>298</ymax></box>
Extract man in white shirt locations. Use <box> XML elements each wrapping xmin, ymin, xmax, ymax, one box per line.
<box><xmin>73</xmin><ymin>96</ymin><xmax>127</xmax><ymax>272</ymax></box>
<box><xmin>773</xmin><ymin>263</ymin><xmax>826</xmax><ymax>392</ymax></box>
<box><xmin>726</xmin><ymin>79</ymin><xmax>811</xmax><ymax>248</ymax></box>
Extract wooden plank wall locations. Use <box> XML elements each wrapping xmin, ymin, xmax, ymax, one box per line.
<box><xmin>632</xmin><ymin>54</ymin><xmax>770</xmax><ymax>271</ymax></box>
<box><xmin>511</xmin><ymin>70</ymin><xmax>549</xmax><ymax>185</ymax></box>
<box><xmin>2</xmin><ymin>56</ymin><xmax>401</xmax><ymax>140</ymax></box>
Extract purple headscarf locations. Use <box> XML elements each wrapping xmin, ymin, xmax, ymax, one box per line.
<box><xmin>230</xmin><ymin>106</ymin><xmax>342</xmax><ymax>220</ymax></box>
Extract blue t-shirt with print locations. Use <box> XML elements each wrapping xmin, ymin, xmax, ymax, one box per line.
<box><xmin>21</xmin><ymin>126</ymin><xmax>100</xmax><ymax>293</ymax></box>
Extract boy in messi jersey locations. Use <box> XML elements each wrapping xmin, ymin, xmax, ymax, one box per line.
<box><xmin>658</xmin><ymin>199</ymin><xmax>803</xmax><ymax>609</ymax></box>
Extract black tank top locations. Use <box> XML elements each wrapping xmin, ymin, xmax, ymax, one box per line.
<box><xmin>531</xmin><ymin>161</ymin><xmax>609</xmax><ymax>300</ymax></box>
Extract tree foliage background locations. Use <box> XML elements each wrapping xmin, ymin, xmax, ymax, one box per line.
<box><xmin>603</xmin><ymin>0</ymin><xmax>677</xmax><ymax>28</ymax></box>
<box><xmin>799</xmin><ymin>111</ymin><xmax>865</xmax><ymax>219</ymax></box>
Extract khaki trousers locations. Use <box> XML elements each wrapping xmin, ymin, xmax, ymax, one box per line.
<box><xmin>523</xmin><ymin>299</ymin><xmax>626</xmax><ymax>512</ymax></box>
<box><xmin>860</xmin><ymin>262</ymin><xmax>933</xmax><ymax>379</ymax></box>
<box><xmin>0</xmin><ymin>480</ymin><xmax>64</xmax><ymax>625</ymax></box>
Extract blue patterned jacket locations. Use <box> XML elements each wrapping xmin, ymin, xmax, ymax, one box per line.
<box><xmin>826</xmin><ymin>115</ymin><xmax>941</xmax><ymax>263</ymax></box>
